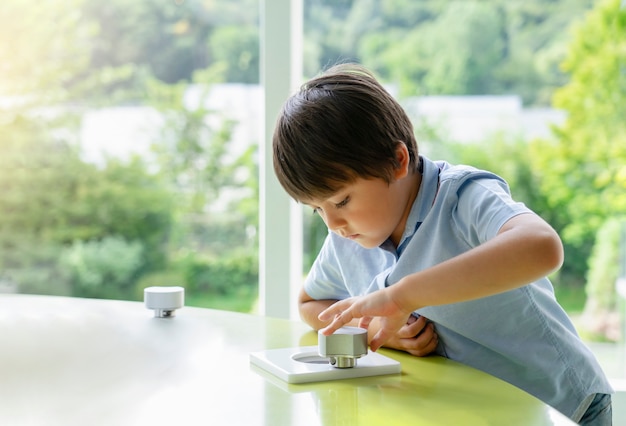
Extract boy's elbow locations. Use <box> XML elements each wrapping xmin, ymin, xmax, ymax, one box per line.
<box><xmin>504</xmin><ymin>214</ymin><xmax>564</xmax><ymax>275</ymax></box>
<box><xmin>537</xmin><ymin>226</ymin><xmax>564</xmax><ymax>274</ymax></box>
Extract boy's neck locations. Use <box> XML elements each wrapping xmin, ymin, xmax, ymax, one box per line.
<box><xmin>390</xmin><ymin>168</ymin><xmax>422</xmax><ymax>247</ymax></box>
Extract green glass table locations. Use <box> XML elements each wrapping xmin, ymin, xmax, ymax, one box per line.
<box><xmin>0</xmin><ymin>295</ymin><xmax>574</xmax><ymax>425</ymax></box>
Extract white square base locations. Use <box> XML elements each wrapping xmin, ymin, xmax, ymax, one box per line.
<box><xmin>250</xmin><ymin>345</ymin><xmax>401</xmax><ymax>384</ymax></box>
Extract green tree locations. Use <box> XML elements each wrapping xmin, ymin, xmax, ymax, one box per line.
<box><xmin>78</xmin><ymin>156</ymin><xmax>175</xmax><ymax>270</ymax></box>
<box><xmin>145</xmin><ymin>66</ymin><xmax>258</xmax><ymax>250</ymax></box>
<box><xmin>146</xmin><ymin>67</ymin><xmax>241</xmax><ymax>214</ymax></box>
<box><xmin>0</xmin><ymin>0</ymin><xmax>93</xmax><ymax>106</ymax></box>
<box><xmin>529</xmin><ymin>0</ymin><xmax>626</xmax><ymax>323</ymax></box>
<box><xmin>0</xmin><ymin>115</ymin><xmax>174</xmax><ymax>295</ymax></box>
<box><xmin>319</xmin><ymin>0</ymin><xmax>594</xmax><ymax>104</ymax></box>
<box><xmin>210</xmin><ymin>25</ymin><xmax>259</xmax><ymax>84</ymax></box>
<box><xmin>532</xmin><ymin>0</ymin><xmax>626</xmax><ymax>250</ymax></box>
<box><xmin>82</xmin><ymin>0</ymin><xmax>260</xmax><ymax>87</ymax></box>
<box><xmin>140</xmin><ymin>66</ymin><xmax>260</xmax><ymax>307</ymax></box>
<box><xmin>493</xmin><ymin>0</ymin><xmax>595</xmax><ymax>105</ymax></box>
<box><xmin>580</xmin><ymin>217</ymin><xmax>624</xmax><ymax>341</ymax></box>
<box><xmin>415</xmin><ymin>2</ymin><xmax>505</xmax><ymax>96</ymax></box>
<box><xmin>60</xmin><ymin>236</ymin><xmax>145</xmax><ymax>299</ymax></box>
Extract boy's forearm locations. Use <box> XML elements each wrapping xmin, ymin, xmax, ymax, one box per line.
<box><xmin>392</xmin><ymin>214</ymin><xmax>563</xmax><ymax>312</ymax></box>
<box><xmin>299</xmin><ymin>299</ymin><xmax>339</xmax><ymax>330</ymax></box>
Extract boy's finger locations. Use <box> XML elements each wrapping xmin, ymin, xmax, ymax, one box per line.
<box><xmin>358</xmin><ymin>316</ymin><xmax>373</xmax><ymax>329</ymax></box>
<box><xmin>318</xmin><ymin>298</ymin><xmax>354</xmax><ymax>322</ymax></box>
<box><xmin>318</xmin><ymin>305</ymin><xmax>340</xmax><ymax>322</ymax></box>
<box><xmin>370</xmin><ymin>329</ymin><xmax>393</xmax><ymax>352</ymax></box>
<box><xmin>319</xmin><ymin>310</ymin><xmax>353</xmax><ymax>335</ymax></box>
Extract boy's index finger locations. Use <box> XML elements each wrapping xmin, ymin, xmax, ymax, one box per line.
<box><xmin>318</xmin><ymin>297</ymin><xmax>354</xmax><ymax>321</ymax></box>
<box><xmin>319</xmin><ymin>319</ymin><xmax>342</xmax><ymax>336</ymax></box>
<box><xmin>319</xmin><ymin>312</ymin><xmax>351</xmax><ymax>335</ymax></box>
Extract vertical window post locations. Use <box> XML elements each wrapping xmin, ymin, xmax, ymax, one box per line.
<box><xmin>259</xmin><ymin>0</ymin><xmax>303</xmax><ymax>319</ymax></box>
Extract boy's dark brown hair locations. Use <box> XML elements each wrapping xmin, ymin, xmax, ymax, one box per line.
<box><xmin>272</xmin><ymin>63</ymin><xmax>419</xmax><ymax>202</ymax></box>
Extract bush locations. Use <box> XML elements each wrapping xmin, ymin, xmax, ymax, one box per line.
<box><xmin>585</xmin><ymin>217</ymin><xmax>624</xmax><ymax>311</ymax></box>
<box><xmin>580</xmin><ymin>217</ymin><xmax>625</xmax><ymax>341</ymax></box>
<box><xmin>59</xmin><ymin>236</ymin><xmax>145</xmax><ymax>299</ymax></box>
<box><xmin>178</xmin><ymin>250</ymin><xmax>258</xmax><ymax>297</ymax></box>
<box><xmin>0</xmin><ymin>235</ymin><xmax>72</xmax><ymax>296</ymax></box>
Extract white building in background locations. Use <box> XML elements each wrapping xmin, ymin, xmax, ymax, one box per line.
<box><xmin>403</xmin><ymin>95</ymin><xmax>566</xmax><ymax>144</ymax></box>
<box><xmin>80</xmin><ymin>106</ymin><xmax>163</xmax><ymax>165</ymax></box>
<box><xmin>80</xmin><ymin>84</ymin><xmax>263</xmax><ymax>213</ymax></box>
<box><xmin>80</xmin><ymin>85</ymin><xmax>565</xmax><ymax>164</ymax></box>
<box><xmin>79</xmin><ymin>84</ymin><xmax>263</xmax><ymax>166</ymax></box>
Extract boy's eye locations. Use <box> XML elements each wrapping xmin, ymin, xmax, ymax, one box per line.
<box><xmin>335</xmin><ymin>196</ymin><xmax>350</xmax><ymax>208</ymax></box>
<box><xmin>310</xmin><ymin>196</ymin><xmax>349</xmax><ymax>215</ymax></box>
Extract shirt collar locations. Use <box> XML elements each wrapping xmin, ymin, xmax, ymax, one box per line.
<box><xmin>389</xmin><ymin>155</ymin><xmax>441</xmax><ymax>252</ymax></box>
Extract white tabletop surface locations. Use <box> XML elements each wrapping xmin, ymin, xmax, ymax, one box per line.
<box><xmin>0</xmin><ymin>294</ymin><xmax>575</xmax><ymax>426</ymax></box>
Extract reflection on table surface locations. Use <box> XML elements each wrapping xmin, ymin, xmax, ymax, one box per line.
<box><xmin>0</xmin><ymin>294</ymin><xmax>574</xmax><ymax>425</ymax></box>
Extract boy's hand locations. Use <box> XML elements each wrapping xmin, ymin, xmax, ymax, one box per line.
<box><xmin>383</xmin><ymin>315</ymin><xmax>438</xmax><ymax>357</ymax></box>
<box><xmin>318</xmin><ymin>289</ymin><xmax>414</xmax><ymax>351</ymax></box>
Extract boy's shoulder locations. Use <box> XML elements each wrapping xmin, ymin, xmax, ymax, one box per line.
<box><xmin>436</xmin><ymin>160</ymin><xmax>506</xmax><ymax>188</ymax></box>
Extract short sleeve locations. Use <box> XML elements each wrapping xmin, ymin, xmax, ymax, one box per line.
<box><xmin>452</xmin><ymin>177</ymin><xmax>531</xmax><ymax>246</ymax></box>
<box><xmin>303</xmin><ymin>234</ymin><xmax>352</xmax><ymax>301</ymax></box>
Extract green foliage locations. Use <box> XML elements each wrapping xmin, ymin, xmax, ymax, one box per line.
<box><xmin>1</xmin><ymin>0</ymin><xmax>611</xmax><ymax>314</ymax></box>
<box><xmin>177</xmin><ymin>250</ymin><xmax>258</xmax><ymax>297</ymax></box>
<box><xmin>185</xmin><ymin>292</ymin><xmax>257</xmax><ymax>313</ymax></box>
<box><xmin>0</xmin><ymin>113</ymin><xmax>175</xmax><ymax>290</ymax></box>
<box><xmin>93</xmin><ymin>159</ymin><xmax>174</xmax><ymax>269</ymax></box>
<box><xmin>585</xmin><ymin>217</ymin><xmax>624</xmax><ymax>311</ymax></box>
<box><xmin>0</xmin><ymin>115</ymin><xmax>87</xmax><ymax>243</ymax></box>
<box><xmin>210</xmin><ymin>25</ymin><xmax>259</xmax><ymax>84</ymax></box>
<box><xmin>370</xmin><ymin>2</ymin><xmax>505</xmax><ymax>97</ymax></box>
<box><xmin>0</xmin><ymin>236</ymin><xmax>70</xmax><ymax>296</ymax></box>
<box><xmin>82</xmin><ymin>0</ymin><xmax>259</xmax><ymax>85</ymax></box>
<box><xmin>145</xmin><ymin>67</ymin><xmax>259</xmax><ymax>263</ymax></box>
<box><xmin>532</xmin><ymin>0</ymin><xmax>626</xmax><ymax>248</ymax></box>
<box><xmin>579</xmin><ymin>216</ymin><xmax>625</xmax><ymax>341</ymax></box>
<box><xmin>145</xmin><ymin>68</ymin><xmax>247</xmax><ymax>214</ymax></box>
<box><xmin>554</xmin><ymin>283</ymin><xmax>587</xmax><ymax>314</ymax></box>
<box><xmin>0</xmin><ymin>0</ymin><xmax>589</xmax><ymax>109</ymax></box>
<box><xmin>306</xmin><ymin>0</ymin><xmax>594</xmax><ymax>105</ymax></box>
<box><xmin>59</xmin><ymin>236</ymin><xmax>145</xmax><ymax>299</ymax></box>
<box><xmin>0</xmin><ymin>0</ymin><xmax>93</xmax><ymax>105</ymax></box>
<box><xmin>173</xmin><ymin>214</ymin><xmax>254</xmax><ymax>254</ymax></box>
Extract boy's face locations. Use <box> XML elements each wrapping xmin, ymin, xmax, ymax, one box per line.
<box><xmin>303</xmin><ymin>175</ymin><xmax>412</xmax><ymax>249</ymax></box>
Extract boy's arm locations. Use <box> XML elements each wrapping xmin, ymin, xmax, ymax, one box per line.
<box><xmin>319</xmin><ymin>212</ymin><xmax>564</xmax><ymax>350</ymax></box>
<box><xmin>398</xmin><ymin>212</ymin><xmax>564</xmax><ymax>307</ymax></box>
<box><xmin>298</xmin><ymin>287</ymin><xmax>341</xmax><ymax>330</ymax></box>
<box><xmin>299</xmin><ymin>287</ymin><xmax>438</xmax><ymax>356</ymax></box>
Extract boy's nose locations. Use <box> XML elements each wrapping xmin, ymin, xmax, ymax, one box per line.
<box><xmin>323</xmin><ymin>210</ymin><xmax>346</xmax><ymax>232</ymax></box>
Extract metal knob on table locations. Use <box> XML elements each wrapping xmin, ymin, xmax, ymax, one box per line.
<box><xmin>318</xmin><ymin>326</ymin><xmax>368</xmax><ymax>368</ymax></box>
<box><xmin>144</xmin><ymin>286</ymin><xmax>185</xmax><ymax>318</ymax></box>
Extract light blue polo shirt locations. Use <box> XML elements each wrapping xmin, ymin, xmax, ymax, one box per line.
<box><xmin>304</xmin><ymin>155</ymin><xmax>612</xmax><ymax>421</ymax></box>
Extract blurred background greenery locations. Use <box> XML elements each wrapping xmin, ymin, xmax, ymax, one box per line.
<box><xmin>1</xmin><ymin>0</ymin><xmax>624</xmax><ymax>342</ymax></box>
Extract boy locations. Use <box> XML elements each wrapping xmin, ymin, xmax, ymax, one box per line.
<box><xmin>272</xmin><ymin>63</ymin><xmax>613</xmax><ymax>424</ymax></box>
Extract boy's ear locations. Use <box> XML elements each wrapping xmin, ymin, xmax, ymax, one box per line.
<box><xmin>393</xmin><ymin>142</ymin><xmax>411</xmax><ymax>180</ymax></box>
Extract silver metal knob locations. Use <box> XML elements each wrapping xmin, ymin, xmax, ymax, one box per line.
<box><xmin>144</xmin><ymin>286</ymin><xmax>185</xmax><ymax>318</ymax></box>
<box><xmin>318</xmin><ymin>326</ymin><xmax>368</xmax><ymax>369</ymax></box>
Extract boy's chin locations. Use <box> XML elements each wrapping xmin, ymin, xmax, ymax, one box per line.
<box><xmin>353</xmin><ymin>238</ymin><xmax>385</xmax><ymax>250</ymax></box>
